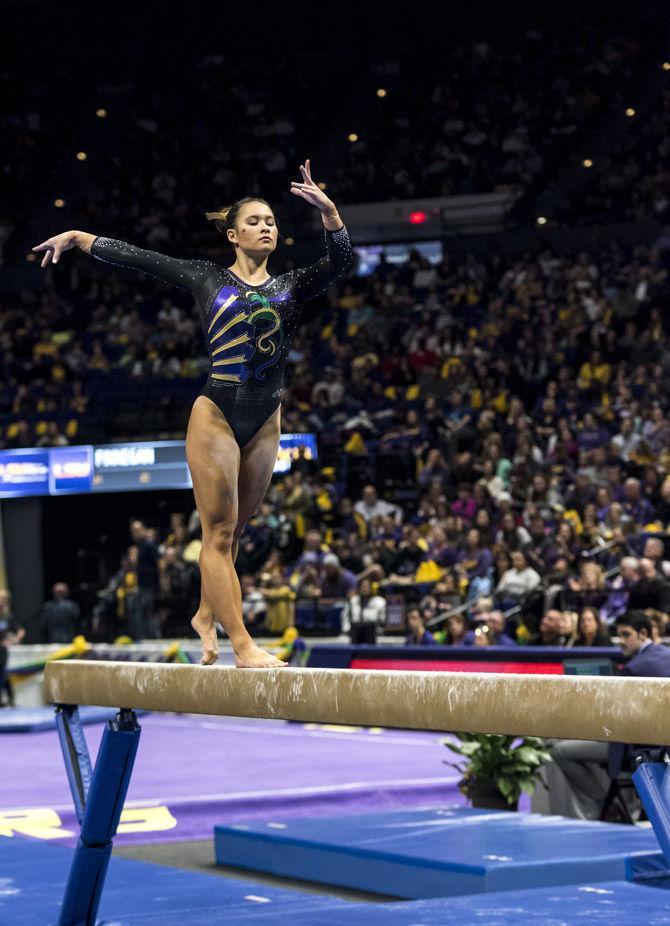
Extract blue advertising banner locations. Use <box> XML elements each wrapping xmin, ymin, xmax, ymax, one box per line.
<box><xmin>50</xmin><ymin>446</ymin><xmax>94</xmax><ymax>494</ymax></box>
<box><xmin>0</xmin><ymin>435</ymin><xmax>317</xmax><ymax>499</ymax></box>
<box><xmin>0</xmin><ymin>450</ymin><xmax>50</xmax><ymax>498</ymax></box>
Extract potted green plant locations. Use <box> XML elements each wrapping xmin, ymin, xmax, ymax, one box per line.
<box><xmin>444</xmin><ymin>733</ymin><xmax>551</xmax><ymax>810</ymax></box>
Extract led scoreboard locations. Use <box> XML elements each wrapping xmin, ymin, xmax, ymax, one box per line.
<box><xmin>0</xmin><ymin>434</ymin><xmax>317</xmax><ymax>499</ymax></box>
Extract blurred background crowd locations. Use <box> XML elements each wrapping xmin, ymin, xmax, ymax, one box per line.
<box><xmin>2</xmin><ymin>2</ymin><xmax>670</xmax><ymax>651</ymax></box>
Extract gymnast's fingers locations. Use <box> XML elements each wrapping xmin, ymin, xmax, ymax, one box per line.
<box><xmin>299</xmin><ymin>163</ymin><xmax>315</xmax><ymax>185</ymax></box>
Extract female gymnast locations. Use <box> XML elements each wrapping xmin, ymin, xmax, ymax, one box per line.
<box><xmin>33</xmin><ymin>160</ymin><xmax>353</xmax><ymax>668</ymax></box>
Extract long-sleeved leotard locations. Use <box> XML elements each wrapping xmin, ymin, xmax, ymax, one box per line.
<box><xmin>90</xmin><ymin>226</ymin><xmax>354</xmax><ymax>446</ymax></box>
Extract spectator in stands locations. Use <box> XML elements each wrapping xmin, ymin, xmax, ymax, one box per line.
<box><xmin>354</xmin><ymin>485</ymin><xmax>403</xmax><ymax>525</ymax></box>
<box><xmin>418</xmin><ymin>449</ymin><xmax>450</xmax><ymax>493</ymax></box>
<box><xmin>446</xmin><ymin>613</ymin><xmax>468</xmax><ymax>646</ymax></box>
<box><xmin>575</xmin><ymin>606</ymin><xmax>611</xmax><ymax>647</ymax></box>
<box><xmin>433</xmin><ymin>574</ymin><xmax>463</xmax><ymax>613</ymax></box>
<box><xmin>496</xmin><ymin>512</ymin><xmax>531</xmax><ymax>551</ymax></box>
<box><xmin>240</xmin><ymin>574</ymin><xmax>266</xmax><ymax>629</ymax></box>
<box><xmin>602</xmin><ymin>556</ymin><xmax>639</xmax><ymax>624</ymax></box>
<box><xmin>648</xmin><ymin>610</ymin><xmax>668</xmax><ymax>643</ymax></box>
<box><xmin>494</xmin><ymin>550</ymin><xmax>541</xmax><ymax>609</ymax></box>
<box><xmin>311</xmin><ymin>367</ymin><xmax>345</xmax><ymax>408</ymax></box>
<box><xmin>464</xmin><ymin>609</ymin><xmax>516</xmax><ymax>646</ymax></box>
<box><xmin>560</xmin><ymin>611</ymin><xmax>579</xmax><ymax>646</ymax></box>
<box><xmin>565</xmin><ymin>561</ymin><xmax>608</xmax><ymax>613</ymax></box>
<box><xmin>291</xmin><ymin>561</ymin><xmax>322</xmax><ymax>599</ymax></box>
<box><xmin>295</xmin><ymin>529</ymin><xmax>329</xmax><ymax>568</ymax></box>
<box><xmin>281</xmin><ymin>472</ymin><xmax>313</xmax><ymax>520</ymax></box>
<box><xmin>533</xmin><ymin>609</ymin><xmax>574</xmax><ymax>646</ymax></box>
<box><xmin>35</xmin><ymin>421</ymin><xmax>69</xmax><ymax>447</ymax></box>
<box><xmin>157</xmin><ymin>547</ymin><xmax>190</xmax><ymax>635</ymax></box>
<box><xmin>451</xmin><ymin>482</ymin><xmax>477</xmax><ymax>523</ymax></box>
<box><xmin>341</xmin><ymin>577</ymin><xmax>386</xmax><ymax>644</ymax></box>
<box><xmin>0</xmin><ymin>590</ymin><xmax>23</xmax><ymax>707</ymax></box>
<box><xmin>642</xmin><ymin>537</ymin><xmax>670</xmax><ymax>577</ymax></box>
<box><xmin>391</xmin><ymin>533</ymin><xmax>438</xmax><ymax>587</ymax></box>
<box><xmin>40</xmin><ymin>582</ymin><xmax>80</xmax><ymax>643</ymax></box>
<box><xmin>654</xmin><ymin>478</ymin><xmax>670</xmax><ymax>527</ymax></box>
<box><xmin>405</xmin><ymin>606</ymin><xmax>437</xmax><ymax>646</ymax></box>
<box><xmin>261</xmin><ymin>567</ymin><xmax>296</xmax><ymax>634</ymax></box>
<box><xmin>319</xmin><ymin>553</ymin><xmax>357</xmax><ymax>603</ymax></box>
<box><xmin>456</xmin><ymin>528</ymin><xmax>494</xmax><ymax>597</ymax></box>
<box><xmin>611</xmin><ymin>417</ymin><xmax>641</xmax><ymax>463</ymax></box>
<box><xmin>523</xmin><ymin>516</ymin><xmax>553</xmax><ymax>575</ymax></box>
<box><xmin>128</xmin><ymin>520</ymin><xmax>160</xmax><ymax>639</ymax></box>
<box><xmin>622</xmin><ymin>478</ymin><xmax>654</xmax><ymax>525</ymax></box>
<box><xmin>628</xmin><ymin>558</ymin><xmax>670</xmax><ymax>614</ymax></box>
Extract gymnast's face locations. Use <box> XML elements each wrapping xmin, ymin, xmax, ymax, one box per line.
<box><xmin>228</xmin><ymin>202</ymin><xmax>278</xmax><ymax>256</ymax></box>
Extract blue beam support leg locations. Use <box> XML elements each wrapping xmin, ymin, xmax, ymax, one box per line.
<box><xmin>56</xmin><ymin>707</ymin><xmax>141</xmax><ymax>926</ymax></box>
<box><xmin>55</xmin><ymin>706</ymin><xmax>93</xmax><ymax>825</ymax></box>
<box><xmin>633</xmin><ymin>751</ymin><xmax>670</xmax><ymax>863</ymax></box>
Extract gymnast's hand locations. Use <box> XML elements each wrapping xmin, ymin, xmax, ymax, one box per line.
<box><xmin>32</xmin><ymin>230</ymin><xmax>95</xmax><ymax>267</ymax></box>
<box><xmin>290</xmin><ymin>159</ymin><xmax>339</xmax><ymax>223</ymax></box>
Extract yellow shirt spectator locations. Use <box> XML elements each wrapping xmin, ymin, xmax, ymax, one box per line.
<box><xmin>577</xmin><ymin>352</ymin><xmax>611</xmax><ymax>389</ymax></box>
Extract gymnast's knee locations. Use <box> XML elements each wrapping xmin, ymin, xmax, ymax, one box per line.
<box><xmin>202</xmin><ymin>522</ymin><xmax>236</xmax><ymax>556</ymax></box>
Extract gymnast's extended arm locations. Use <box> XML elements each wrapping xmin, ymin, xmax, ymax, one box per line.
<box><xmin>288</xmin><ymin>159</ymin><xmax>355</xmax><ymax>300</ymax></box>
<box><xmin>32</xmin><ymin>229</ymin><xmax>210</xmax><ymax>290</ymax></box>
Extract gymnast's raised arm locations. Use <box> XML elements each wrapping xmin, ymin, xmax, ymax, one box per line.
<box><xmin>32</xmin><ymin>230</ymin><xmax>210</xmax><ymax>291</ymax></box>
<box><xmin>288</xmin><ymin>159</ymin><xmax>354</xmax><ymax>300</ymax></box>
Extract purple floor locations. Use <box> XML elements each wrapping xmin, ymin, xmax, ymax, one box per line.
<box><xmin>1</xmin><ymin>713</ymin><xmax>466</xmax><ymax>845</ymax></box>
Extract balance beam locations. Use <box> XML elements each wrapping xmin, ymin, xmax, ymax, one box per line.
<box><xmin>43</xmin><ymin>661</ymin><xmax>670</xmax><ymax>744</ymax></box>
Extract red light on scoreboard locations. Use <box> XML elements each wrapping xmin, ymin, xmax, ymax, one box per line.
<box><xmin>409</xmin><ymin>210</ymin><xmax>428</xmax><ymax>224</ymax></box>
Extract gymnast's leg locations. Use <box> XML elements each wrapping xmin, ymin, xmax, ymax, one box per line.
<box><xmin>186</xmin><ymin>396</ymin><xmax>287</xmax><ymax>668</ymax></box>
<box><xmin>234</xmin><ymin>404</ymin><xmax>281</xmax><ymax>561</ymax></box>
<box><xmin>192</xmin><ymin>406</ymin><xmax>281</xmax><ymax>645</ymax></box>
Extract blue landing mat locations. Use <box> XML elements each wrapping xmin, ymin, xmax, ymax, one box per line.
<box><xmin>4</xmin><ymin>834</ymin><xmax>670</xmax><ymax>926</ymax></box>
<box><xmin>0</xmin><ymin>836</ymin><xmax>351</xmax><ymax>925</ymax></box>
<box><xmin>0</xmin><ymin>706</ymin><xmax>136</xmax><ymax>733</ymax></box>
<box><xmin>94</xmin><ymin>881</ymin><xmax>670</xmax><ymax>925</ymax></box>
<box><xmin>215</xmin><ymin>807</ymin><xmax>664</xmax><ymax>898</ymax></box>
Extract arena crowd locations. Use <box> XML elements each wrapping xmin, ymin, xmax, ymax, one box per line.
<box><xmin>2</xmin><ymin>6</ymin><xmax>670</xmax><ymax>654</ymax></box>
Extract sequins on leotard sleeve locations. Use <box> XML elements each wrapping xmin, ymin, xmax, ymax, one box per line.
<box><xmin>90</xmin><ymin>237</ymin><xmax>212</xmax><ymax>291</ymax></box>
<box><xmin>290</xmin><ymin>224</ymin><xmax>355</xmax><ymax>303</ymax></box>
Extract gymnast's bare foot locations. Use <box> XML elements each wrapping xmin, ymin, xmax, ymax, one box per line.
<box><xmin>234</xmin><ymin>642</ymin><xmax>289</xmax><ymax>669</ymax></box>
<box><xmin>191</xmin><ymin>613</ymin><xmax>219</xmax><ymax>665</ymax></box>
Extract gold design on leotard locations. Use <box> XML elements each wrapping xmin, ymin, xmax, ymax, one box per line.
<box><xmin>217</xmin><ymin>310</ymin><xmax>248</xmax><ymax>336</ymax></box>
<box><xmin>212</xmin><ymin>354</ymin><xmax>249</xmax><ymax>367</ymax></box>
<box><xmin>247</xmin><ymin>306</ymin><xmax>281</xmax><ymax>355</ymax></box>
<box><xmin>211</xmin><ymin>333</ymin><xmax>252</xmax><ymax>355</ymax></box>
<box><xmin>211</xmin><ymin>372</ymin><xmax>243</xmax><ymax>383</ymax></box>
<box><xmin>208</xmin><ymin>294</ymin><xmax>239</xmax><ymax>333</ymax></box>
<box><xmin>210</xmin><ymin>311</ymin><xmax>250</xmax><ymax>346</ymax></box>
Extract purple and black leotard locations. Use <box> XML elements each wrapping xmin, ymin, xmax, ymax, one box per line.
<box><xmin>91</xmin><ymin>226</ymin><xmax>353</xmax><ymax>446</ymax></box>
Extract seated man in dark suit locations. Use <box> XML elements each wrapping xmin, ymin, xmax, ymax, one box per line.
<box><xmin>538</xmin><ymin>610</ymin><xmax>670</xmax><ymax>819</ymax></box>
<box><xmin>617</xmin><ymin>610</ymin><xmax>670</xmax><ymax>675</ymax></box>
